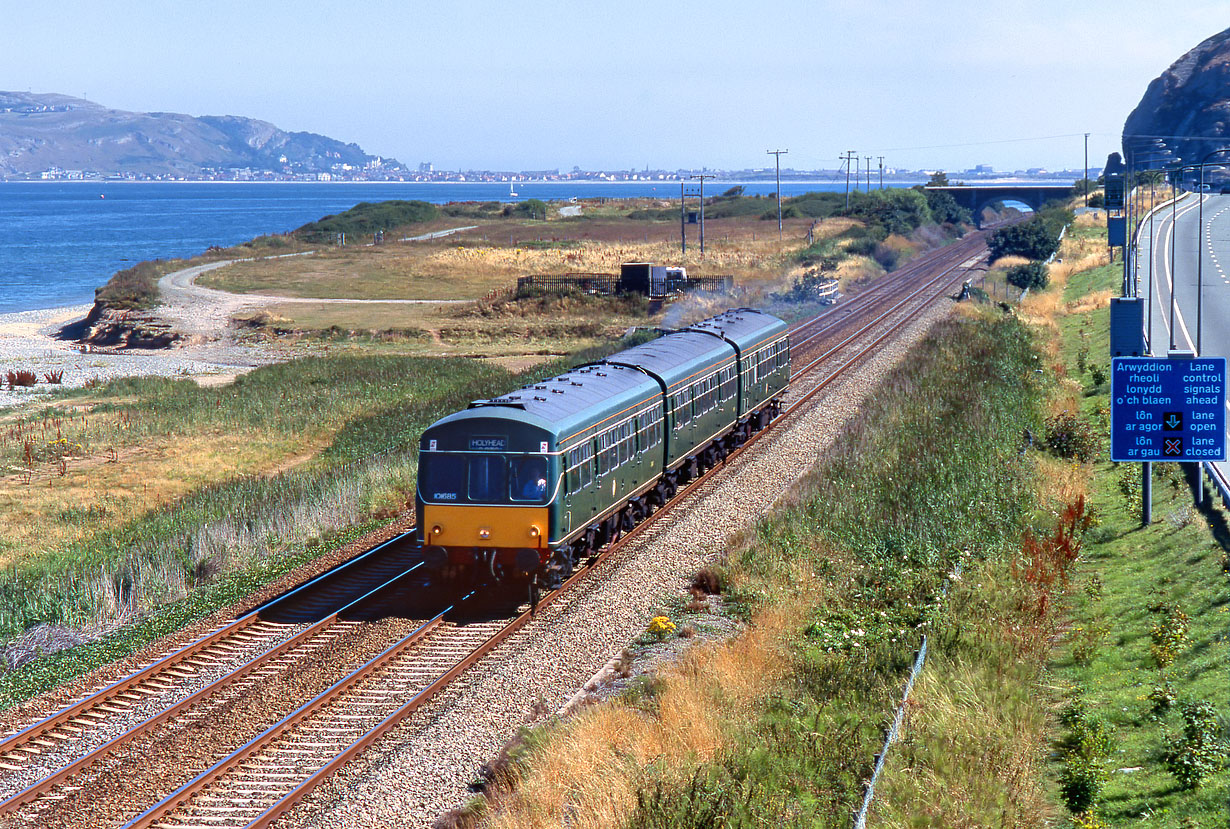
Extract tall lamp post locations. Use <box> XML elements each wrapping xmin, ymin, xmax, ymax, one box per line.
<box><xmin>1166</xmin><ymin>162</ymin><xmax>1200</xmax><ymax>352</ymax></box>
<box><xmin>1195</xmin><ymin>148</ymin><xmax>1230</xmax><ymax>355</ymax></box>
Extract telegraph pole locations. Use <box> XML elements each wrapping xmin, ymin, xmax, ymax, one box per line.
<box><xmin>1083</xmin><ymin>132</ymin><xmax>1090</xmax><ymax>208</ymax></box>
<box><xmin>767</xmin><ymin>148</ymin><xmax>788</xmax><ymax>240</ymax></box>
<box><xmin>690</xmin><ymin>173</ymin><xmax>716</xmax><ymax>253</ymax></box>
<box><xmin>878</xmin><ymin>156</ymin><xmax>885</xmax><ymax>190</ymax></box>
<box><xmin>865</xmin><ymin>156</ymin><xmax>872</xmax><ymax>193</ymax></box>
<box><xmin>843</xmin><ymin>151</ymin><xmax>856</xmax><ymax>209</ymax></box>
<box><xmin>680</xmin><ymin>180</ymin><xmax>686</xmax><ymax>255</ymax></box>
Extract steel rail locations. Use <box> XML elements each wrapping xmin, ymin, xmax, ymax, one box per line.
<box><xmin>123</xmin><ymin>225</ymin><xmax>989</xmax><ymax>829</ymax></box>
<box><xmin>0</xmin><ymin>563</ymin><xmax>432</xmax><ymax>815</ymax></box>
<box><xmin>0</xmin><ymin>528</ymin><xmax>417</xmax><ymax>778</ymax></box>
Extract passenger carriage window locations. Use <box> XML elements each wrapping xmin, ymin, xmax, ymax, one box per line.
<box><xmin>566</xmin><ymin>448</ymin><xmax>580</xmax><ymax>494</ymax></box>
<box><xmin>582</xmin><ymin>442</ymin><xmax>594</xmax><ymax>487</ymax></box>
<box><xmin>468</xmin><ymin>455</ymin><xmax>506</xmax><ymax>502</ymax></box>
<box><xmin>618</xmin><ymin>423</ymin><xmax>629</xmax><ymax>464</ymax></box>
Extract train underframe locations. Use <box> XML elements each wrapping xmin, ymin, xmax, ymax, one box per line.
<box><xmin>420</xmin><ymin>399</ymin><xmax>783</xmax><ymax>604</ymax></box>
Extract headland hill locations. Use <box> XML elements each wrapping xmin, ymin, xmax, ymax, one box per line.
<box><xmin>0</xmin><ymin>92</ymin><xmax>1087</xmax><ymax>184</ymax></box>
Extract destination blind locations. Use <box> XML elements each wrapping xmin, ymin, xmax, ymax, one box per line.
<box><xmin>1110</xmin><ymin>357</ymin><xmax>1226</xmax><ymax>462</ymax></box>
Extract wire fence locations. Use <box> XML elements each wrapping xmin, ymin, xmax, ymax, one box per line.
<box><xmin>852</xmin><ymin>560</ymin><xmax>961</xmax><ymax>828</ymax></box>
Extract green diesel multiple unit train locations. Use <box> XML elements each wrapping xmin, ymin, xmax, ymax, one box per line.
<box><xmin>415</xmin><ymin>308</ymin><xmax>789</xmax><ymax>587</ymax></box>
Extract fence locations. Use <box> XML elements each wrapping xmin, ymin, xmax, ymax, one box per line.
<box><xmin>515</xmin><ymin>272</ymin><xmax>733</xmax><ymax>299</ymax></box>
<box><xmin>852</xmin><ymin>560</ymin><xmax>961</xmax><ymax>828</ymax></box>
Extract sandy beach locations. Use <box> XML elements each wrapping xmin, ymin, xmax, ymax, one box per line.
<box><xmin>0</xmin><ymin>303</ymin><xmax>277</xmax><ymax>409</ymax></box>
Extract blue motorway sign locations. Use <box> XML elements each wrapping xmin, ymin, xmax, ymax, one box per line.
<box><xmin>1111</xmin><ymin>357</ymin><xmax>1226</xmax><ymax>461</ymax></box>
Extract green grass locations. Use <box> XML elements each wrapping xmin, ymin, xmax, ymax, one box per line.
<box><xmin>625</xmin><ymin>313</ymin><xmax>1047</xmax><ymax>825</ymax></box>
<box><xmin>1048</xmin><ymin>255</ymin><xmax>1230</xmax><ymax>824</ymax></box>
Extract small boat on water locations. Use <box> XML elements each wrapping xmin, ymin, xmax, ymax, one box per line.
<box><xmin>509</xmin><ymin>182</ymin><xmax>518</xmax><ymax>198</ymax></box>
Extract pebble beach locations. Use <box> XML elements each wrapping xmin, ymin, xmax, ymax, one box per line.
<box><xmin>0</xmin><ymin>304</ymin><xmax>273</xmax><ymax>409</ymax></box>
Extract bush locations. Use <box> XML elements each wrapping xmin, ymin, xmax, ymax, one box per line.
<box><xmin>844</xmin><ymin>188</ymin><xmax>933</xmax><ymax>236</ymax></box>
<box><xmin>921</xmin><ymin>187</ymin><xmax>972</xmax><ymax>226</ymax></box>
<box><xmin>1044</xmin><ymin>412</ymin><xmax>1100</xmax><ymax>462</ymax></box>
<box><xmin>1058</xmin><ymin>697</ymin><xmax>1114</xmax><ymax>813</ymax></box>
<box><xmin>295</xmin><ymin>200</ymin><xmax>438</xmax><ymax>239</ymax></box>
<box><xmin>94</xmin><ymin>260</ymin><xmax>166</xmax><ymax>310</ymax></box>
<box><xmin>1162</xmin><ymin>700</ymin><xmax>1228</xmax><ymax>789</ymax></box>
<box><xmin>988</xmin><ymin>215</ymin><xmax>1067</xmax><ymax>259</ymax></box>
<box><xmin>1006</xmin><ymin>262</ymin><xmax>1048</xmax><ymax>291</ymax></box>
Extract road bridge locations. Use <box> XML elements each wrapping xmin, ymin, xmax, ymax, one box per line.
<box><xmin>927</xmin><ymin>184</ymin><xmax>1074</xmax><ymax>226</ymax></box>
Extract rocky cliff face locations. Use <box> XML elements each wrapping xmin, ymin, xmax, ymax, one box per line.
<box><xmin>1124</xmin><ymin>27</ymin><xmax>1230</xmax><ymax>165</ymax></box>
<box><xmin>0</xmin><ymin>91</ymin><xmax>400</xmax><ymax>178</ymax></box>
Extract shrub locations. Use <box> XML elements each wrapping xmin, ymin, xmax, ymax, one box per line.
<box><xmin>872</xmin><ymin>242</ymin><xmax>900</xmax><ymax>271</ymax></box>
<box><xmin>1148</xmin><ymin>603</ymin><xmax>1189</xmax><ymax>669</ymax></box>
<box><xmin>1044</xmin><ymin>411</ymin><xmax>1100</xmax><ymax>462</ymax></box>
<box><xmin>94</xmin><ymin>260</ymin><xmax>165</xmax><ymax>310</ymax></box>
<box><xmin>1058</xmin><ymin>697</ymin><xmax>1114</xmax><ymax>813</ymax></box>
<box><xmin>1116</xmin><ymin>465</ymin><xmax>1142</xmax><ymax>513</ymax></box>
<box><xmin>294</xmin><ymin>200</ymin><xmax>438</xmax><ymax>240</ymax></box>
<box><xmin>1006</xmin><ymin>262</ymin><xmax>1048</xmax><ymax>291</ymax></box>
<box><xmin>1162</xmin><ymin>700</ymin><xmax>1228</xmax><ymax>789</ymax></box>
<box><xmin>5</xmin><ymin>371</ymin><xmax>36</xmax><ymax>388</ymax></box>
<box><xmin>987</xmin><ymin>209</ymin><xmax>1072</xmax><ymax>262</ymax></box>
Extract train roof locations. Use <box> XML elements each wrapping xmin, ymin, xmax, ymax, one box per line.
<box><xmin>427</xmin><ymin>362</ymin><xmax>660</xmax><ymax>446</ymax></box>
<box><xmin>684</xmin><ymin>308</ymin><xmax>788</xmax><ymax>353</ymax></box>
<box><xmin>604</xmin><ymin>330</ymin><xmax>734</xmax><ymax>391</ymax></box>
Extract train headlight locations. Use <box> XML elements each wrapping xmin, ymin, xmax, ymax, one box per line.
<box><xmin>431</xmin><ymin>525</ymin><xmax>443</xmax><ymax>536</ymax></box>
<box><xmin>478</xmin><ymin>527</ymin><xmax>491</xmax><ymax>540</ymax></box>
<box><xmin>528</xmin><ymin>525</ymin><xmax>540</xmax><ymax>538</ymax></box>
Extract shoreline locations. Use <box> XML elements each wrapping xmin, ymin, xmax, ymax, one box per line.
<box><xmin>0</xmin><ymin>303</ymin><xmax>274</xmax><ymax>409</ymax></box>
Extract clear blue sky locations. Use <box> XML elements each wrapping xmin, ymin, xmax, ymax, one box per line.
<box><xmin>2</xmin><ymin>1</ymin><xmax>1224</xmax><ymax>173</ymax></box>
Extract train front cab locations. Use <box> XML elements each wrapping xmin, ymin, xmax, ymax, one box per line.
<box><xmin>416</xmin><ymin>409</ymin><xmax>558</xmax><ymax>580</ymax></box>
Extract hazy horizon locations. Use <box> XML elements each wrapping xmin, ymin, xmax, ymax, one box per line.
<box><xmin>3</xmin><ymin>1</ymin><xmax>1223</xmax><ymax>174</ymax></box>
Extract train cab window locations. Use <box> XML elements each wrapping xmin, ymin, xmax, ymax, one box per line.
<box><xmin>510</xmin><ymin>456</ymin><xmax>550</xmax><ymax>503</ymax></box>
<box><xmin>468</xmin><ymin>455</ymin><xmax>506</xmax><ymax>502</ymax></box>
<box><xmin>421</xmin><ymin>454</ymin><xmax>466</xmax><ymax>502</ymax></box>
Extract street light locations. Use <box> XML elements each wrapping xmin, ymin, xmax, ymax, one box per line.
<box><xmin>1127</xmin><ymin>149</ymin><xmax>1171</xmax><ymax>353</ymax></box>
<box><xmin>1165</xmin><ymin>162</ymin><xmax>1201</xmax><ymax>351</ymax></box>
<box><xmin>1195</xmin><ymin>148</ymin><xmax>1230</xmax><ymax>355</ymax></box>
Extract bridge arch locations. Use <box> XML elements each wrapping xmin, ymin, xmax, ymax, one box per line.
<box><xmin>927</xmin><ymin>185</ymin><xmax>1074</xmax><ymax>227</ymax></box>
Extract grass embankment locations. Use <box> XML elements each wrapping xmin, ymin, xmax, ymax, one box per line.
<box><xmin>1039</xmin><ymin>231</ymin><xmax>1230</xmax><ymax>824</ymax></box>
<box><xmin>0</xmin><ymin>334</ymin><xmax>654</xmax><ymax>707</ymax></box>
<box><xmin>467</xmin><ymin>311</ymin><xmax>1057</xmax><ymax>827</ymax></box>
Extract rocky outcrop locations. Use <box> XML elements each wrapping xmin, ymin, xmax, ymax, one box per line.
<box><xmin>1123</xmin><ymin>27</ymin><xmax>1230</xmax><ymax>165</ymax></box>
<box><xmin>75</xmin><ymin>304</ymin><xmax>183</xmax><ymax>349</ymax></box>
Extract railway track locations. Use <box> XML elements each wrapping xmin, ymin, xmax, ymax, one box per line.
<box><xmin>0</xmin><ymin>231</ymin><xmax>989</xmax><ymax>827</ymax></box>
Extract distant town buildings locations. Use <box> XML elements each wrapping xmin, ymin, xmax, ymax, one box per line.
<box><xmin>19</xmin><ymin>163</ymin><xmax>1094</xmax><ymax>184</ymax></box>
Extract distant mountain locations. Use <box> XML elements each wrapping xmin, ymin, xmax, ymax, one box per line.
<box><xmin>0</xmin><ymin>91</ymin><xmax>403</xmax><ymax>179</ymax></box>
<box><xmin>1123</xmin><ymin>27</ymin><xmax>1230</xmax><ymax>166</ymax></box>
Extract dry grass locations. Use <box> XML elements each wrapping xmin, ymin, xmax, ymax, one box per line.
<box><xmin>485</xmin><ymin>595</ymin><xmax>807</xmax><ymax>829</ymax></box>
<box><xmin>871</xmin><ymin>644</ymin><xmax>1056</xmax><ymax>828</ymax></box>
<box><xmin>1034</xmin><ymin>453</ymin><xmax>1092</xmax><ymax>515</ymax></box>
<box><xmin>0</xmin><ymin>430</ymin><xmax>325</xmax><ymax>561</ymax></box>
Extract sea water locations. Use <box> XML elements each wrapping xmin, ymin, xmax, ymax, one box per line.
<box><xmin>0</xmin><ymin>179</ymin><xmax>883</xmax><ymax>315</ymax></box>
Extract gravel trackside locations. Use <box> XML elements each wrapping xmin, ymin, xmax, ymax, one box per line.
<box><xmin>277</xmin><ymin>300</ymin><xmax>958</xmax><ymax>829</ymax></box>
